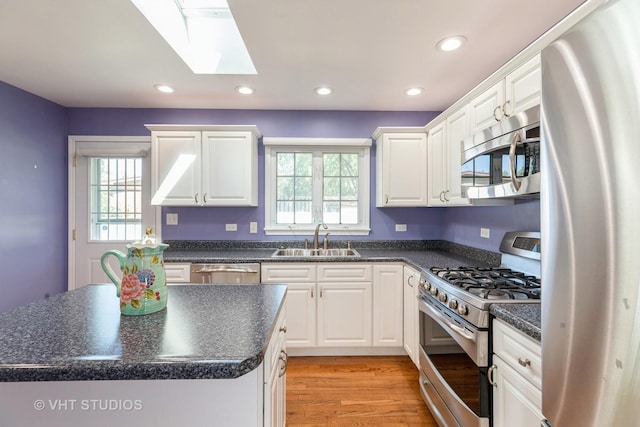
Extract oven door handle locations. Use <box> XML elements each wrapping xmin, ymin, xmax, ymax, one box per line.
<box><xmin>419</xmin><ymin>298</ymin><xmax>476</xmax><ymax>343</ymax></box>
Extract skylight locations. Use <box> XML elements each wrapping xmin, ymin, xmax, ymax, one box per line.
<box><xmin>130</xmin><ymin>0</ymin><xmax>256</xmax><ymax>74</ymax></box>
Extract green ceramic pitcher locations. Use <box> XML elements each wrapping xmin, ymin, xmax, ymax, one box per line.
<box><xmin>100</xmin><ymin>231</ymin><xmax>169</xmax><ymax>316</ymax></box>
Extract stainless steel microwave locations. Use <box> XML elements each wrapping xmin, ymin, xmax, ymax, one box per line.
<box><xmin>461</xmin><ymin>104</ymin><xmax>541</xmax><ymax>199</ymax></box>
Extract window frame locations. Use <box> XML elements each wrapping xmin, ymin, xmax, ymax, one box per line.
<box><xmin>264</xmin><ymin>137</ymin><xmax>371</xmax><ymax>236</ymax></box>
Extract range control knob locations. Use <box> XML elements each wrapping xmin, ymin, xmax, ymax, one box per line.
<box><xmin>448</xmin><ymin>300</ymin><xmax>458</xmax><ymax>310</ymax></box>
<box><xmin>438</xmin><ymin>292</ymin><xmax>448</xmax><ymax>303</ymax></box>
<box><xmin>429</xmin><ymin>286</ymin><xmax>438</xmax><ymax>296</ymax></box>
<box><xmin>457</xmin><ymin>304</ymin><xmax>468</xmax><ymax>316</ymax></box>
<box><xmin>423</xmin><ymin>281</ymin><xmax>431</xmax><ymax>292</ymax></box>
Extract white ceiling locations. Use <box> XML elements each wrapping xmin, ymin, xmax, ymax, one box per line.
<box><xmin>0</xmin><ymin>0</ymin><xmax>585</xmax><ymax>111</ymax></box>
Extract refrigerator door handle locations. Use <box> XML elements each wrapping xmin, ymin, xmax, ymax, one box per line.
<box><xmin>540</xmin><ymin>420</ymin><xmax>553</xmax><ymax>427</ymax></box>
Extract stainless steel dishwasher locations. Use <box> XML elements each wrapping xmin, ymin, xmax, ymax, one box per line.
<box><xmin>190</xmin><ymin>263</ymin><xmax>261</xmax><ymax>284</ymax></box>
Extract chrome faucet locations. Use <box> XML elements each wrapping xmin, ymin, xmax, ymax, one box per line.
<box><xmin>313</xmin><ymin>222</ymin><xmax>328</xmax><ymax>250</ymax></box>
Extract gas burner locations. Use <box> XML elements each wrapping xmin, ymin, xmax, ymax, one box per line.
<box><xmin>430</xmin><ymin>266</ymin><xmax>541</xmax><ymax>301</ymax></box>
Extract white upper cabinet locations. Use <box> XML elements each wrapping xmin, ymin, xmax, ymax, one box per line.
<box><xmin>149</xmin><ymin>125</ymin><xmax>260</xmax><ymax>206</ymax></box>
<box><xmin>427</xmin><ymin>107</ymin><xmax>471</xmax><ymax>206</ymax></box>
<box><xmin>469</xmin><ymin>54</ymin><xmax>541</xmax><ymax>134</ymax></box>
<box><xmin>373</xmin><ymin>129</ymin><xmax>428</xmax><ymax>207</ymax></box>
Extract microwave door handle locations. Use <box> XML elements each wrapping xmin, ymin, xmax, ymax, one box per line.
<box><xmin>509</xmin><ymin>132</ymin><xmax>522</xmax><ymax>191</ymax></box>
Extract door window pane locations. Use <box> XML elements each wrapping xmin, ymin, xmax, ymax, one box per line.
<box><xmin>89</xmin><ymin>157</ymin><xmax>143</xmax><ymax>241</ymax></box>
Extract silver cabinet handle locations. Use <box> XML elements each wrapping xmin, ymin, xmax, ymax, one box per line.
<box><xmin>439</xmin><ymin>191</ymin><xmax>445</xmax><ymax>202</ymax></box>
<box><xmin>444</xmin><ymin>189</ymin><xmax>450</xmax><ymax>202</ymax></box>
<box><xmin>279</xmin><ymin>325</ymin><xmax>287</xmax><ymax>333</ymax></box>
<box><xmin>488</xmin><ymin>364</ymin><xmax>497</xmax><ymax>386</ymax></box>
<box><xmin>502</xmin><ymin>100</ymin><xmax>512</xmax><ymax>117</ymax></box>
<box><xmin>194</xmin><ymin>192</ymin><xmax>199</xmax><ymax>204</ymax></box>
<box><xmin>203</xmin><ymin>192</ymin><xmax>207</xmax><ymax>203</ymax></box>
<box><xmin>407</xmin><ymin>275</ymin><xmax>414</xmax><ymax>287</ymax></box>
<box><xmin>311</xmin><ymin>289</ymin><xmax>314</xmax><ymax>298</ymax></box>
<box><xmin>518</xmin><ymin>357</ymin><xmax>531</xmax><ymax>367</ymax></box>
<box><xmin>493</xmin><ymin>105</ymin><xmax>503</xmax><ymax>121</ymax></box>
<box><xmin>385</xmin><ymin>193</ymin><xmax>389</xmax><ymax>204</ymax></box>
<box><xmin>279</xmin><ymin>350</ymin><xmax>288</xmax><ymax>377</ymax></box>
<box><xmin>509</xmin><ymin>132</ymin><xmax>523</xmax><ymax>191</ymax></box>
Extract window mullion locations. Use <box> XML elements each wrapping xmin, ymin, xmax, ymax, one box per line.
<box><xmin>312</xmin><ymin>152</ymin><xmax>323</xmax><ymax>224</ymax></box>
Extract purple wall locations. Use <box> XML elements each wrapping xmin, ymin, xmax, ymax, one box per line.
<box><xmin>0</xmin><ymin>82</ymin><xmax>68</xmax><ymax>312</ymax></box>
<box><xmin>68</xmin><ymin>108</ymin><xmax>444</xmax><ymax>241</ymax></box>
<box><xmin>442</xmin><ymin>199</ymin><xmax>541</xmax><ymax>252</ymax></box>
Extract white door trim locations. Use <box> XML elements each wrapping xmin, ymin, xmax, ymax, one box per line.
<box><xmin>67</xmin><ymin>135</ymin><xmax>161</xmax><ymax>291</ymax></box>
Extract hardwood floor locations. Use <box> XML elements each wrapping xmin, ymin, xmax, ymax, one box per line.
<box><xmin>286</xmin><ymin>356</ymin><xmax>438</xmax><ymax>426</ymax></box>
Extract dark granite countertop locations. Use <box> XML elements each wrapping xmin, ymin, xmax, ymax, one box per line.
<box><xmin>163</xmin><ymin>241</ymin><xmax>502</xmax><ymax>276</ymax></box>
<box><xmin>0</xmin><ymin>283</ymin><xmax>286</xmax><ymax>382</ymax></box>
<box><xmin>490</xmin><ymin>303</ymin><xmax>541</xmax><ymax>342</ymax></box>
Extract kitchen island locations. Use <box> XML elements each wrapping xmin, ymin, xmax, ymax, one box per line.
<box><xmin>0</xmin><ymin>283</ymin><xmax>287</xmax><ymax>426</ymax></box>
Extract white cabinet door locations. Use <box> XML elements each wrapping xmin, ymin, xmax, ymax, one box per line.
<box><xmin>469</xmin><ymin>81</ymin><xmax>505</xmax><ymax>134</ymax></box>
<box><xmin>372</xmin><ymin>264</ymin><xmax>404</xmax><ymax>347</ymax></box>
<box><xmin>402</xmin><ymin>266</ymin><xmax>419</xmax><ymax>367</ymax></box>
<box><xmin>283</xmin><ymin>283</ymin><xmax>316</xmax><ymax>347</ymax></box>
<box><xmin>202</xmin><ymin>131</ymin><xmax>258</xmax><ymax>206</ymax></box>
<box><xmin>264</xmin><ymin>310</ymin><xmax>287</xmax><ymax>427</ymax></box>
<box><xmin>150</xmin><ymin>126</ymin><xmax>260</xmax><ymax>206</ymax></box>
<box><xmin>151</xmin><ymin>131</ymin><xmax>202</xmax><ymax>205</ymax></box>
<box><xmin>427</xmin><ymin>121</ymin><xmax>447</xmax><ymax>206</ymax></box>
<box><xmin>262</xmin><ymin>264</ymin><xmax>316</xmax><ymax>348</ymax></box>
<box><xmin>504</xmin><ymin>54</ymin><xmax>541</xmax><ymax>117</ymax></box>
<box><xmin>317</xmin><ymin>282</ymin><xmax>372</xmax><ymax>346</ymax></box>
<box><xmin>492</xmin><ymin>355</ymin><xmax>542</xmax><ymax>427</ymax></box>
<box><xmin>376</xmin><ymin>132</ymin><xmax>428</xmax><ymax>207</ymax></box>
<box><xmin>445</xmin><ymin>107</ymin><xmax>470</xmax><ymax>205</ymax></box>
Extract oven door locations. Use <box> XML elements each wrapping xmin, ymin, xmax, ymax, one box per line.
<box><xmin>418</xmin><ymin>295</ymin><xmax>490</xmax><ymax>427</ymax></box>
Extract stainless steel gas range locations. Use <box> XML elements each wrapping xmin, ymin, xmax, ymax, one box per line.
<box><xmin>418</xmin><ymin>231</ymin><xmax>541</xmax><ymax>427</ymax></box>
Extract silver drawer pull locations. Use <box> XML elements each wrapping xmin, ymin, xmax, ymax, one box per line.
<box><xmin>518</xmin><ymin>357</ymin><xmax>531</xmax><ymax>367</ymax></box>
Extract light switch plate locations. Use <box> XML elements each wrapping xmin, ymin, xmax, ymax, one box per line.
<box><xmin>249</xmin><ymin>222</ymin><xmax>258</xmax><ymax>234</ymax></box>
<box><xmin>480</xmin><ymin>228</ymin><xmax>490</xmax><ymax>238</ymax></box>
<box><xmin>166</xmin><ymin>213</ymin><xmax>178</xmax><ymax>225</ymax></box>
<box><xmin>395</xmin><ymin>224</ymin><xmax>407</xmax><ymax>232</ymax></box>
<box><xmin>225</xmin><ymin>223</ymin><xmax>238</xmax><ymax>232</ymax></box>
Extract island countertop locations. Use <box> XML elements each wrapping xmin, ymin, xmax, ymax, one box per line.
<box><xmin>0</xmin><ymin>283</ymin><xmax>287</xmax><ymax>382</ymax></box>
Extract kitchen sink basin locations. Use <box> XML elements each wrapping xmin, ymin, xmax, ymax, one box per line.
<box><xmin>271</xmin><ymin>248</ymin><xmax>360</xmax><ymax>257</ymax></box>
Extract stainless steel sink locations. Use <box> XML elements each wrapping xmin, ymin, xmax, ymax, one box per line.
<box><xmin>271</xmin><ymin>248</ymin><xmax>360</xmax><ymax>257</ymax></box>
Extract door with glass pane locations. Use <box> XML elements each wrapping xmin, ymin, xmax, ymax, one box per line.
<box><xmin>72</xmin><ymin>139</ymin><xmax>156</xmax><ymax>289</ymax></box>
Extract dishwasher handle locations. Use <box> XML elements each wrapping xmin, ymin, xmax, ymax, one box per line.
<box><xmin>191</xmin><ymin>264</ymin><xmax>259</xmax><ymax>274</ymax></box>
<box><xmin>191</xmin><ymin>266</ymin><xmax>258</xmax><ymax>273</ymax></box>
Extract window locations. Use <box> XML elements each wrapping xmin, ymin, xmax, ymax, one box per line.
<box><xmin>264</xmin><ymin>137</ymin><xmax>371</xmax><ymax>235</ymax></box>
<box><xmin>89</xmin><ymin>157</ymin><xmax>143</xmax><ymax>241</ymax></box>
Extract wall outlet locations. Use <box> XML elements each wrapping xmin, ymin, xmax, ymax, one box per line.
<box><xmin>249</xmin><ymin>221</ymin><xmax>258</xmax><ymax>234</ymax></box>
<box><xmin>480</xmin><ymin>228</ymin><xmax>490</xmax><ymax>238</ymax></box>
<box><xmin>166</xmin><ymin>213</ymin><xmax>178</xmax><ymax>225</ymax></box>
<box><xmin>395</xmin><ymin>224</ymin><xmax>407</xmax><ymax>232</ymax></box>
<box><xmin>225</xmin><ymin>223</ymin><xmax>238</xmax><ymax>232</ymax></box>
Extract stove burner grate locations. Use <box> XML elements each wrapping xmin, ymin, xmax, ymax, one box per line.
<box><xmin>430</xmin><ymin>267</ymin><xmax>541</xmax><ymax>300</ymax></box>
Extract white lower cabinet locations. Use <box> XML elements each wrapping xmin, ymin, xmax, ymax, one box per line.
<box><xmin>372</xmin><ymin>264</ymin><xmax>403</xmax><ymax>347</ymax></box>
<box><xmin>491</xmin><ymin>319</ymin><xmax>542</xmax><ymax>427</ymax></box>
<box><xmin>403</xmin><ymin>265</ymin><xmax>420</xmax><ymax>367</ymax></box>
<box><xmin>262</xmin><ymin>262</ymin><xmax>403</xmax><ymax>351</ymax></box>
<box><xmin>317</xmin><ymin>264</ymin><xmax>372</xmax><ymax>347</ymax></box>
<box><xmin>264</xmin><ymin>308</ymin><xmax>287</xmax><ymax>427</ymax></box>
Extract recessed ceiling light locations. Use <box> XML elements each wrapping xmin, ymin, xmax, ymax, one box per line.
<box><xmin>154</xmin><ymin>84</ymin><xmax>174</xmax><ymax>93</ymax></box>
<box><xmin>405</xmin><ymin>87</ymin><xmax>424</xmax><ymax>96</ymax></box>
<box><xmin>236</xmin><ymin>86</ymin><xmax>255</xmax><ymax>95</ymax></box>
<box><xmin>315</xmin><ymin>87</ymin><xmax>332</xmax><ymax>96</ymax></box>
<box><xmin>436</xmin><ymin>36</ymin><xmax>467</xmax><ymax>52</ymax></box>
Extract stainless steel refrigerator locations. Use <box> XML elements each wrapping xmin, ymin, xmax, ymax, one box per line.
<box><xmin>541</xmin><ymin>0</ymin><xmax>640</xmax><ymax>425</ymax></box>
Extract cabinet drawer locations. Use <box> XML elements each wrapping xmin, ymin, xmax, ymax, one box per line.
<box><xmin>261</xmin><ymin>264</ymin><xmax>316</xmax><ymax>283</ymax></box>
<box><xmin>493</xmin><ymin>318</ymin><xmax>541</xmax><ymax>389</ymax></box>
<box><xmin>317</xmin><ymin>264</ymin><xmax>372</xmax><ymax>282</ymax></box>
<box><xmin>165</xmin><ymin>263</ymin><xmax>191</xmax><ymax>283</ymax></box>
